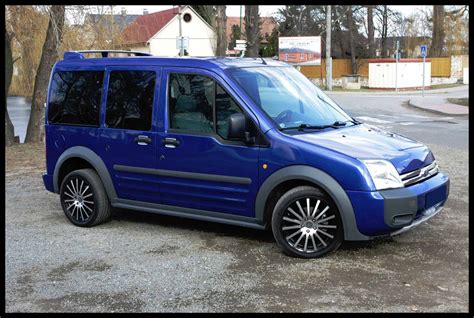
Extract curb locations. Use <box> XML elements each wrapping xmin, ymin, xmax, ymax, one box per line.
<box><xmin>408</xmin><ymin>100</ymin><xmax>469</xmax><ymax>117</ymax></box>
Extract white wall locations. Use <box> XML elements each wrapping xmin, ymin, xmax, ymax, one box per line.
<box><xmin>148</xmin><ymin>7</ymin><xmax>216</xmax><ymax>57</ymax></box>
<box><xmin>369</xmin><ymin>62</ymin><xmax>431</xmax><ymax>89</ymax></box>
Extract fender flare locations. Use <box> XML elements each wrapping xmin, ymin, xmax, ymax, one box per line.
<box><xmin>255</xmin><ymin>165</ymin><xmax>369</xmax><ymax>241</ymax></box>
<box><xmin>53</xmin><ymin>146</ymin><xmax>117</xmax><ymax>201</ymax></box>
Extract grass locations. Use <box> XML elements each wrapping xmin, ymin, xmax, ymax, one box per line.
<box><xmin>430</xmin><ymin>83</ymin><xmax>464</xmax><ymax>90</ymax></box>
<box><xmin>447</xmin><ymin>98</ymin><xmax>469</xmax><ymax>107</ymax></box>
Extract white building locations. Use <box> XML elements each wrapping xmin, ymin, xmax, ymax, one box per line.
<box><xmin>121</xmin><ymin>6</ymin><xmax>216</xmax><ymax>57</ymax></box>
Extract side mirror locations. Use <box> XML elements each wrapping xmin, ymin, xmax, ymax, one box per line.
<box><xmin>227</xmin><ymin>113</ymin><xmax>246</xmax><ymax>140</ymax></box>
<box><xmin>227</xmin><ymin>113</ymin><xmax>256</xmax><ymax>144</ymax></box>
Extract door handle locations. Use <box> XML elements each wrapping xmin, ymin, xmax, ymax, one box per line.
<box><xmin>135</xmin><ymin>135</ymin><xmax>152</xmax><ymax>145</ymax></box>
<box><xmin>162</xmin><ymin>137</ymin><xmax>180</xmax><ymax>148</ymax></box>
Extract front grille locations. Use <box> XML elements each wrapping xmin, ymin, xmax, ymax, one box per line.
<box><xmin>400</xmin><ymin>161</ymin><xmax>439</xmax><ymax>186</ymax></box>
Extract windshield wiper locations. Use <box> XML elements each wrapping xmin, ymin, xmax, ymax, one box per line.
<box><xmin>280</xmin><ymin>121</ymin><xmax>346</xmax><ymax>131</ymax></box>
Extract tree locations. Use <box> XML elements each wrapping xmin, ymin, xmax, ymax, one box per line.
<box><xmin>191</xmin><ymin>5</ymin><xmax>215</xmax><ymax>27</ymax></box>
<box><xmin>276</xmin><ymin>5</ymin><xmax>326</xmax><ymax>37</ymax></box>
<box><xmin>5</xmin><ymin>30</ymin><xmax>16</xmax><ymax>146</ymax></box>
<box><xmin>346</xmin><ymin>6</ymin><xmax>357</xmax><ymax>74</ymax></box>
<box><xmin>25</xmin><ymin>5</ymin><xmax>65</xmax><ymax>143</ymax></box>
<box><xmin>380</xmin><ymin>5</ymin><xmax>388</xmax><ymax>57</ymax></box>
<box><xmin>228</xmin><ymin>24</ymin><xmax>241</xmax><ymax>50</ymax></box>
<box><xmin>260</xmin><ymin>27</ymin><xmax>279</xmax><ymax>57</ymax></box>
<box><xmin>245</xmin><ymin>5</ymin><xmax>260</xmax><ymax>57</ymax></box>
<box><xmin>215</xmin><ymin>5</ymin><xmax>227</xmax><ymax>56</ymax></box>
<box><xmin>6</xmin><ymin>6</ymin><xmax>49</xmax><ymax>97</ymax></box>
<box><xmin>431</xmin><ymin>5</ymin><xmax>445</xmax><ymax>57</ymax></box>
<box><xmin>367</xmin><ymin>6</ymin><xmax>375</xmax><ymax>57</ymax></box>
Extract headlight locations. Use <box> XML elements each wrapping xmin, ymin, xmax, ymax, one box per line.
<box><xmin>361</xmin><ymin>159</ymin><xmax>403</xmax><ymax>190</ymax></box>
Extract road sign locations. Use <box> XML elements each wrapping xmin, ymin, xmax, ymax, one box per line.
<box><xmin>420</xmin><ymin>45</ymin><xmax>428</xmax><ymax>58</ymax></box>
<box><xmin>235</xmin><ymin>40</ymin><xmax>246</xmax><ymax>51</ymax></box>
<box><xmin>421</xmin><ymin>45</ymin><xmax>427</xmax><ymax>97</ymax></box>
<box><xmin>176</xmin><ymin>36</ymin><xmax>189</xmax><ymax>50</ymax></box>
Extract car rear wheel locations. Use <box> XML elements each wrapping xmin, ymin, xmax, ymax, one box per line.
<box><xmin>60</xmin><ymin>168</ymin><xmax>111</xmax><ymax>227</ymax></box>
<box><xmin>271</xmin><ymin>186</ymin><xmax>343</xmax><ymax>258</ymax></box>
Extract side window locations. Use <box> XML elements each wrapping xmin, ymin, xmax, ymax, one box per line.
<box><xmin>48</xmin><ymin>71</ymin><xmax>103</xmax><ymax>126</ymax></box>
<box><xmin>106</xmin><ymin>70</ymin><xmax>156</xmax><ymax>131</ymax></box>
<box><xmin>168</xmin><ymin>72</ymin><xmax>255</xmax><ymax>141</ymax></box>
<box><xmin>168</xmin><ymin>73</ymin><xmax>214</xmax><ymax>134</ymax></box>
<box><xmin>215</xmin><ymin>83</ymin><xmax>243</xmax><ymax>138</ymax></box>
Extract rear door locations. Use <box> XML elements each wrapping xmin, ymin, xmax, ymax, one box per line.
<box><xmin>156</xmin><ymin>67</ymin><xmax>262</xmax><ymax>217</ymax></box>
<box><xmin>98</xmin><ymin>66</ymin><xmax>161</xmax><ymax>204</ymax></box>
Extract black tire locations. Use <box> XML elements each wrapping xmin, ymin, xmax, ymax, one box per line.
<box><xmin>271</xmin><ymin>186</ymin><xmax>343</xmax><ymax>258</ymax></box>
<box><xmin>59</xmin><ymin>168</ymin><xmax>111</xmax><ymax>227</ymax></box>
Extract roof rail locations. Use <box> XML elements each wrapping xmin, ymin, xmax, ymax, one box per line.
<box><xmin>64</xmin><ymin>50</ymin><xmax>153</xmax><ymax>60</ymax></box>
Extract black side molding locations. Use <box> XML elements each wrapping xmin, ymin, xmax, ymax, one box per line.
<box><xmin>113</xmin><ymin>165</ymin><xmax>252</xmax><ymax>185</ymax></box>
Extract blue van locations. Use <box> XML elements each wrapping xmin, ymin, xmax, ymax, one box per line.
<box><xmin>43</xmin><ymin>50</ymin><xmax>450</xmax><ymax>258</ymax></box>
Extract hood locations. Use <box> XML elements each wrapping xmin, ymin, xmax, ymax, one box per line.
<box><xmin>289</xmin><ymin>124</ymin><xmax>434</xmax><ymax>174</ymax></box>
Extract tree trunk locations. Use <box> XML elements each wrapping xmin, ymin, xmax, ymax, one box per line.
<box><xmin>5</xmin><ymin>30</ymin><xmax>15</xmax><ymax>147</ymax></box>
<box><xmin>346</xmin><ymin>6</ymin><xmax>357</xmax><ymax>74</ymax></box>
<box><xmin>367</xmin><ymin>5</ymin><xmax>375</xmax><ymax>57</ymax></box>
<box><xmin>431</xmin><ymin>5</ymin><xmax>445</xmax><ymax>57</ymax></box>
<box><xmin>215</xmin><ymin>5</ymin><xmax>227</xmax><ymax>56</ymax></box>
<box><xmin>381</xmin><ymin>5</ymin><xmax>388</xmax><ymax>57</ymax></box>
<box><xmin>244</xmin><ymin>5</ymin><xmax>259</xmax><ymax>57</ymax></box>
<box><xmin>25</xmin><ymin>5</ymin><xmax>65</xmax><ymax>144</ymax></box>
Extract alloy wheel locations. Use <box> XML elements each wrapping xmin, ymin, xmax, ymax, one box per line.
<box><xmin>281</xmin><ymin>197</ymin><xmax>338</xmax><ymax>253</ymax></box>
<box><xmin>61</xmin><ymin>176</ymin><xmax>95</xmax><ymax>224</ymax></box>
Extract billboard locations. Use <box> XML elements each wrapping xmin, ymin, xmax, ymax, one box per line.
<box><xmin>278</xmin><ymin>36</ymin><xmax>321</xmax><ymax>65</ymax></box>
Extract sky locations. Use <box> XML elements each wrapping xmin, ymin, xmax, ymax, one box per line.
<box><xmin>110</xmin><ymin>5</ymin><xmax>429</xmax><ymax>18</ymax></box>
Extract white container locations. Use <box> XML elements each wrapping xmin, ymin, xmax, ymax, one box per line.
<box><xmin>368</xmin><ymin>59</ymin><xmax>431</xmax><ymax>89</ymax></box>
<box><xmin>463</xmin><ymin>68</ymin><xmax>469</xmax><ymax>84</ymax></box>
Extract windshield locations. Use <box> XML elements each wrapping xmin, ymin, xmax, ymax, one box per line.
<box><xmin>227</xmin><ymin>66</ymin><xmax>353</xmax><ymax>130</ymax></box>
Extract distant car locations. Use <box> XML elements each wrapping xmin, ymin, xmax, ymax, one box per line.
<box><xmin>43</xmin><ymin>50</ymin><xmax>450</xmax><ymax>258</ymax></box>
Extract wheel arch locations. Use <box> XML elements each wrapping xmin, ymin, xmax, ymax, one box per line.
<box><xmin>255</xmin><ymin>165</ymin><xmax>369</xmax><ymax>241</ymax></box>
<box><xmin>53</xmin><ymin>146</ymin><xmax>117</xmax><ymax>201</ymax></box>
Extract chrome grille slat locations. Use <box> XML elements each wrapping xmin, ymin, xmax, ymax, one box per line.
<box><xmin>400</xmin><ymin>161</ymin><xmax>439</xmax><ymax>186</ymax></box>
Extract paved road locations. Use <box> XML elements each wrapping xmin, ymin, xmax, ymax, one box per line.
<box><xmin>326</xmin><ymin>87</ymin><xmax>469</xmax><ymax>150</ymax></box>
<box><xmin>5</xmin><ymin>90</ymin><xmax>469</xmax><ymax>312</ymax></box>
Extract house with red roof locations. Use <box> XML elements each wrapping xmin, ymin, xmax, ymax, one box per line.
<box><xmin>120</xmin><ymin>6</ymin><xmax>216</xmax><ymax>56</ymax></box>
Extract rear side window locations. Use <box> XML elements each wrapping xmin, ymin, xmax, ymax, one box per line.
<box><xmin>105</xmin><ymin>71</ymin><xmax>156</xmax><ymax>131</ymax></box>
<box><xmin>48</xmin><ymin>71</ymin><xmax>103</xmax><ymax>126</ymax></box>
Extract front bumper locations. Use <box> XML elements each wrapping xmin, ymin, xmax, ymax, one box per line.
<box><xmin>346</xmin><ymin>172</ymin><xmax>450</xmax><ymax>237</ymax></box>
<box><xmin>390</xmin><ymin>201</ymin><xmax>444</xmax><ymax>236</ymax></box>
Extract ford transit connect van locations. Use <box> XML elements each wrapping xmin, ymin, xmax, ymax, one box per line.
<box><xmin>43</xmin><ymin>50</ymin><xmax>450</xmax><ymax>258</ymax></box>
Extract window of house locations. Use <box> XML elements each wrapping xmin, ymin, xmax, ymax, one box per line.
<box><xmin>168</xmin><ymin>73</ymin><xmax>244</xmax><ymax>139</ymax></box>
<box><xmin>105</xmin><ymin>70</ymin><xmax>156</xmax><ymax>131</ymax></box>
<box><xmin>48</xmin><ymin>71</ymin><xmax>104</xmax><ymax>126</ymax></box>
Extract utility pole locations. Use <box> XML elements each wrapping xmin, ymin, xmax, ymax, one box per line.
<box><xmin>325</xmin><ymin>5</ymin><xmax>332</xmax><ymax>91</ymax></box>
<box><xmin>239</xmin><ymin>5</ymin><xmax>243</xmax><ymax>39</ymax></box>
<box><xmin>178</xmin><ymin>5</ymin><xmax>184</xmax><ymax>57</ymax></box>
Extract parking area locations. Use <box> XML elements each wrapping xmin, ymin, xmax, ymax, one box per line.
<box><xmin>5</xmin><ymin>102</ymin><xmax>469</xmax><ymax>312</ymax></box>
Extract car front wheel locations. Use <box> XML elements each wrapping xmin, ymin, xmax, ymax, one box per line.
<box><xmin>271</xmin><ymin>186</ymin><xmax>343</xmax><ymax>258</ymax></box>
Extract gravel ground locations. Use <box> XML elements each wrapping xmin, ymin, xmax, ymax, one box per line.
<box><xmin>5</xmin><ymin>142</ymin><xmax>468</xmax><ymax>312</ymax></box>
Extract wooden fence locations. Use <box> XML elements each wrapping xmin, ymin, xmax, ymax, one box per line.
<box><xmin>300</xmin><ymin>57</ymin><xmax>451</xmax><ymax>79</ymax></box>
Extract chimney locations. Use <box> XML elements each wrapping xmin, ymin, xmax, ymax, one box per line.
<box><xmin>143</xmin><ymin>8</ymin><xmax>149</xmax><ymax>15</ymax></box>
<box><xmin>121</xmin><ymin>7</ymin><xmax>126</xmax><ymax>16</ymax></box>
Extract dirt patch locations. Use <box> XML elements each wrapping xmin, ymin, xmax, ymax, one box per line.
<box><xmin>6</xmin><ymin>142</ymin><xmax>45</xmax><ymax>174</ymax></box>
